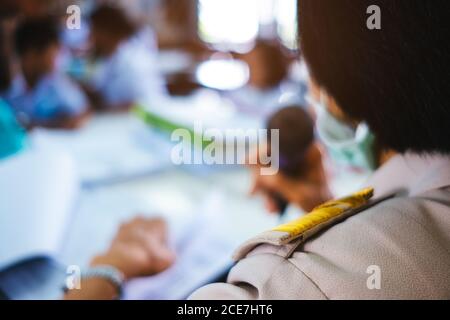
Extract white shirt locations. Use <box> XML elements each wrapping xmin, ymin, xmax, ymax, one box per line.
<box><xmin>89</xmin><ymin>27</ymin><xmax>167</xmax><ymax>108</ymax></box>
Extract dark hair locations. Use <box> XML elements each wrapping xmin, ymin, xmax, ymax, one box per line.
<box><xmin>267</xmin><ymin>106</ymin><xmax>314</xmax><ymax>177</ymax></box>
<box><xmin>0</xmin><ymin>0</ymin><xmax>19</xmax><ymax>18</ymax></box>
<box><xmin>298</xmin><ymin>0</ymin><xmax>450</xmax><ymax>154</ymax></box>
<box><xmin>90</xmin><ymin>5</ymin><xmax>137</xmax><ymax>39</ymax></box>
<box><xmin>14</xmin><ymin>16</ymin><xmax>60</xmax><ymax>56</ymax></box>
<box><xmin>0</xmin><ymin>28</ymin><xmax>11</xmax><ymax>91</ymax></box>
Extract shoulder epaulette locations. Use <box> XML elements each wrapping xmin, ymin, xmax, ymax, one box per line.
<box><xmin>233</xmin><ymin>188</ymin><xmax>374</xmax><ymax>261</ymax></box>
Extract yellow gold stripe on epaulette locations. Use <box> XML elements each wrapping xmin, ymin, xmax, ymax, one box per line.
<box><xmin>272</xmin><ymin>187</ymin><xmax>374</xmax><ymax>240</ymax></box>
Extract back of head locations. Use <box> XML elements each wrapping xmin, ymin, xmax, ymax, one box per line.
<box><xmin>14</xmin><ymin>16</ymin><xmax>59</xmax><ymax>57</ymax></box>
<box><xmin>244</xmin><ymin>39</ymin><xmax>291</xmax><ymax>89</ymax></box>
<box><xmin>298</xmin><ymin>0</ymin><xmax>450</xmax><ymax>154</ymax></box>
<box><xmin>90</xmin><ymin>5</ymin><xmax>138</xmax><ymax>40</ymax></box>
<box><xmin>267</xmin><ymin>106</ymin><xmax>315</xmax><ymax>176</ymax></box>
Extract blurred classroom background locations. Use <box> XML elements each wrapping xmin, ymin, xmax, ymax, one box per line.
<box><xmin>0</xmin><ymin>0</ymin><xmax>368</xmax><ymax>299</ymax></box>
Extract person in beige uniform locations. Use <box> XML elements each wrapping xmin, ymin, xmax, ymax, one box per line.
<box><xmin>189</xmin><ymin>154</ymin><xmax>450</xmax><ymax>299</ymax></box>
<box><xmin>65</xmin><ymin>1</ymin><xmax>450</xmax><ymax>300</ymax></box>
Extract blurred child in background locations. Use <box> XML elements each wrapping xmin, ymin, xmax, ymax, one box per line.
<box><xmin>0</xmin><ymin>99</ymin><xmax>27</xmax><ymax>159</ymax></box>
<box><xmin>250</xmin><ymin>105</ymin><xmax>332</xmax><ymax>214</ymax></box>
<box><xmin>1</xmin><ymin>17</ymin><xmax>89</xmax><ymax>130</ymax></box>
<box><xmin>0</xmin><ymin>26</ymin><xmax>27</xmax><ymax>159</ymax></box>
<box><xmin>228</xmin><ymin>40</ymin><xmax>306</xmax><ymax>118</ymax></box>
<box><xmin>85</xmin><ymin>4</ymin><xmax>166</xmax><ymax>111</ymax></box>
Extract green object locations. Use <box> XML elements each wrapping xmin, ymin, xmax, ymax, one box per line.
<box><xmin>0</xmin><ymin>99</ymin><xmax>27</xmax><ymax>160</ymax></box>
<box><xmin>132</xmin><ymin>104</ymin><xmax>211</xmax><ymax>150</ymax></box>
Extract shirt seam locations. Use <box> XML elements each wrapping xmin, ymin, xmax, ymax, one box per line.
<box><xmin>284</xmin><ymin>258</ymin><xmax>330</xmax><ymax>300</ymax></box>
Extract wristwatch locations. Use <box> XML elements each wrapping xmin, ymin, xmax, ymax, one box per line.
<box><xmin>63</xmin><ymin>265</ymin><xmax>125</xmax><ymax>298</ymax></box>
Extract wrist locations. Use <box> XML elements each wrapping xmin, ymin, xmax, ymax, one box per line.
<box><xmin>64</xmin><ymin>277</ymin><xmax>119</xmax><ymax>300</ymax></box>
<box><xmin>90</xmin><ymin>254</ymin><xmax>129</xmax><ymax>280</ymax></box>
<box><xmin>66</xmin><ymin>263</ymin><xmax>125</xmax><ymax>300</ymax></box>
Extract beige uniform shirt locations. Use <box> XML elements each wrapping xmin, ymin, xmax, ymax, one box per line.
<box><xmin>190</xmin><ymin>154</ymin><xmax>450</xmax><ymax>299</ymax></box>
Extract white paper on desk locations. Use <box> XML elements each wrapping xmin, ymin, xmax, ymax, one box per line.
<box><xmin>146</xmin><ymin>89</ymin><xmax>263</xmax><ymax>132</ymax></box>
<box><xmin>123</xmin><ymin>191</ymin><xmax>240</xmax><ymax>300</ymax></box>
<box><xmin>0</xmin><ymin>148</ymin><xmax>78</xmax><ymax>270</ymax></box>
<box><xmin>30</xmin><ymin>114</ymin><xmax>171</xmax><ymax>186</ymax></box>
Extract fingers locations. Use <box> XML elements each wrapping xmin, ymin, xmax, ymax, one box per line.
<box><xmin>252</xmin><ymin>173</ymin><xmax>283</xmax><ymax>196</ymax></box>
<box><xmin>263</xmin><ymin>193</ymin><xmax>281</xmax><ymax>214</ymax></box>
<box><xmin>245</xmin><ymin>143</ymin><xmax>270</xmax><ymax>168</ymax></box>
<box><xmin>116</xmin><ymin>216</ymin><xmax>168</xmax><ymax>242</ymax></box>
<box><xmin>250</xmin><ymin>175</ymin><xmax>283</xmax><ymax>213</ymax></box>
<box><xmin>250</xmin><ymin>165</ymin><xmax>311</xmax><ymax>212</ymax></box>
<box><xmin>143</xmin><ymin>217</ymin><xmax>169</xmax><ymax>242</ymax></box>
<box><xmin>114</xmin><ymin>216</ymin><xmax>175</xmax><ymax>275</ymax></box>
<box><xmin>146</xmin><ymin>241</ymin><xmax>176</xmax><ymax>274</ymax></box>
<box><xmin>131</xmin><ymin>229</ymin><xmax>175</xmax><ymax>275</ymax></box>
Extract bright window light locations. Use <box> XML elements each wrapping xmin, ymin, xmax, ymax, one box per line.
<box><xmin>198</xmin><ymin>0</ymin><xmax>260</xmax><ymax>44</ymax></box>
<box><xmin>198</xmin><ymin>0</ymin><xmax>298</xmax><ymax>49</ymax></box>
<box><xmin>276</xmin><ymin>0</ymin><xmax>298</xmax><ymax>49</ymax></box>
<box><xmin>196</xmin><ymin>59</ymin><xmax>249</xmax><ymax>90</ymax></box>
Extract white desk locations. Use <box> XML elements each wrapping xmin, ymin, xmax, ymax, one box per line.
<box><xmin>59</xmin><ymin>167</ymin><xmax>278</xmax><ymax>268</ymax></box>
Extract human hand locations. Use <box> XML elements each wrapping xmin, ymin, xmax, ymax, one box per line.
<box><xmin>91</xmin><ymin>217</ymin><xmax>175</xmax><ymax>280</ymax></box>
<box><xmin>248</xmin><ymin>144</ymin><xmax>331</xmax><ymax>213</ymax></box>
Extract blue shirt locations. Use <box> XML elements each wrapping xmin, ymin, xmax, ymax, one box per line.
<box><xmin>0</xmin><ymin>99</ymin><xmax>27</xmax><ymax>160</ymax></box>
<box><xmin>2</xmin><ymin>72</ymin><xmax>88</xmax><ymax>123</ymax></box>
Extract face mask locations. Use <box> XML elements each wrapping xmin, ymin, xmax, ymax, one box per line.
<box><xmin>306</xmin><ymin>93</ymin><xmax>377</xmax><ymax>172</ymax></box>
<box><xmin>0</xmin><ymin>100</ymin><xmax>27</xmax><ymax>160</ymax></box>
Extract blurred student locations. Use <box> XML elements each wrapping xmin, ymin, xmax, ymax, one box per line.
<box><xmin>0</xmin><ymin>36</ymin><xmax>27</xmax><ymax>159</ymax></box>
<box><xmin>250</xmin><ymin>106</ymin><xmax>332</xmax><ymax>214</ymax></box>
<box><xmin>1</xmin><ymin>17</ymin><xmax>89</xmax><ymax>130</ymax></box>
<box><xmin>228</xmin><ymin>40</ymin><xmax>306</xmax><ymax>118</ymax></box>
<box><xmin>0</xmin><ymin>99</ymin><xmax>27</xmax><ymax>159</ymax></box>
<box><xmin>85</xmin><ymin>5</ymin><xmax>166</xmax><ymax>111</ymax></box>
<box><xmin>0</xmin><ymin>0</ymin><xmax>55</xmax><ymax>72</ymax></box>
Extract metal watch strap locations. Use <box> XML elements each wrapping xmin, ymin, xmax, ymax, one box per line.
<box><xmin>80</xmin><ymin>265</ymin><xmax>125</xmax><ymax>298</ymax></box>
